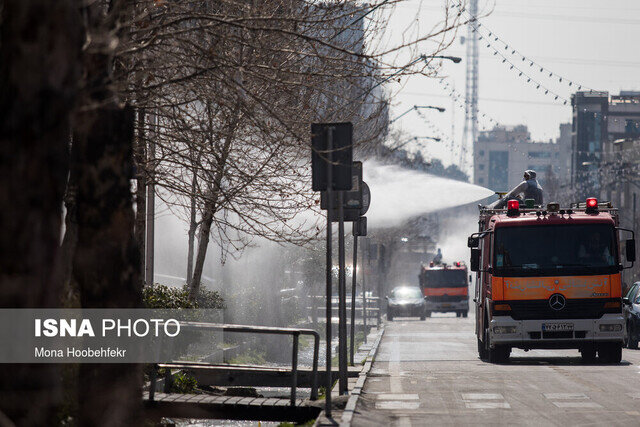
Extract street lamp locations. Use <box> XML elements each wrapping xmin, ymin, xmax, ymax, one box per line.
<box><xmin>389</xmin><ymin>105</ymin><xmax>445</xmax><ymax>124</ymax></box>
<box><xmin>371</xmin><ymin>54</ymin><xmax>461</xmax><ymax>92</ymax></box>
<box><xmin>390</xmin><ymin>136</ymin><xmax>441</xmax><ymax>151</ymax></box>
<box><xmin>421</xmin><ymin>54</ymin><xmax>462</xmax><ymax>64</ymax></box>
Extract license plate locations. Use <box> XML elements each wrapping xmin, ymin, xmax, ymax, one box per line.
<box><xmin>542</xmin><ymin>323</ymin><xmax>574</xmax><ymax>332</ymax></box>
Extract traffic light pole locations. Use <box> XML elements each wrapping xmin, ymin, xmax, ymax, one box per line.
<box><xmin>324</xmin><ymin>128</ymin><xmax>333</xmax><ymax>417</ymax></box>
<box><xmin>350</xmin><ymin>231</ymin><xmax>357</xmax><ymax>365</ymax></box>
<box><xmin>362</xmin><ymin>238</ymin><xmax>367</xmax><ymax>344</ymax></box>
<box><xmin>337</xmin><ymin>191</ymin><xmax>348</xmax><ymax>395</ymax></box>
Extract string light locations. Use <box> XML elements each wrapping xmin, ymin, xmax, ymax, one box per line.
<box><xmin>452</xmin><ymin>2</ymin><xmax>596</xmax><ymax>104</ymax></box>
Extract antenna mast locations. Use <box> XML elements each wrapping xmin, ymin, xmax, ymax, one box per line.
<box><xmin>460</xmin><ymin>0</ymin><xmax>479</xmax><ymax>176</ymax></box>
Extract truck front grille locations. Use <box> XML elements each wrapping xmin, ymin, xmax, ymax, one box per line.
<box><xmin>504</xmin><ymin>298</ymin><xmax>619</xmax><ymax>320</ymax></box>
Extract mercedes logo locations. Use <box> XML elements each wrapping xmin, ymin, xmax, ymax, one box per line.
<box><xmin>549</xmin><ymin>293</ymin><xmax>566</xmax><ymax>311</ymax></box>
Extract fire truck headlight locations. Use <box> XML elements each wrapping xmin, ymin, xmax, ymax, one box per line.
<box><xmin>599</xmin><ymin>324</ymin><xmax>622</xmax><ymax>332</ymax></box>
<box><xmin>493</xmin><ymin>326</ymin><xmax>517</xmax><ymax>334</ymax></box>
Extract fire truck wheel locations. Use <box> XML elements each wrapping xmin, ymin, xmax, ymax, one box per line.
<box><xmin>580</xmin><ymin>346</ymin><xmax>597</xmax><ymax>363</ymax></box>
<box><xmin>425</xmin><ymin>311</ymin><xmax>431</xmax><ymax>318</ymax></box>
<box><xmin>420</xmin><ymin>314</ymin><xmax>426</xmax><ymax>321</ymax></box>
<box><xmin>598</xmin><ymin>343</ymin><xmax>622</xmax><ymax>363</ymax></box>
<box><xmin>478</xmin><ymin>336</ymin><xmax>488</xmax><ymax>360</ymax></box>
<box><xmin>488</xmin><ymin>345</ymin><xmax>510</xmax><ymax>363</ymax></box>
<box><xmin>462</xmin><ymin>311</ymin><xmax>468</xmax><ymax>318</ymax></box>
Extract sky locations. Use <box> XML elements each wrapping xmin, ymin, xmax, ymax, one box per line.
<box><xmin>381</xmin><ymin>0</ymin><xmax>640</xmax><ymax>170</ymax></box>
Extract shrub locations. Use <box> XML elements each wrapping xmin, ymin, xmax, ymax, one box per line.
<box><xmin>143</xmin><ymin>284</ymin><xmax>195</xmax><ymax>309</ymax></box>
<box><xmin>171</xmin><ymin>371</ymin><xmax>198</xmax><ymax>393</ymax></box>
<box><xmin>142</xmin><ymin>284</ymin><xmax>224</xmax><ymax>309</ymax></box>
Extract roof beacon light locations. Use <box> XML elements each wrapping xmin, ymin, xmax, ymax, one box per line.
<box><xmin>586</xmin><ymin>197</ymin><xmax>598</xmax><ymax>214</ymax></box>
<box><xmin>507</xmin><ymin>199</ymin><xmax>519</xmax><ymax>216</ymax></box>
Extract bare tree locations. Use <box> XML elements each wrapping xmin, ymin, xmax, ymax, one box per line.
<box><xmin>111</xmin><ymin>0</ymin><xmax>465</xmax><ymax>300</ymax></box>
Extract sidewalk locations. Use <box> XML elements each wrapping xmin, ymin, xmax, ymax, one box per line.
<box><xmin>315</xmin><ymin>326</ymin><xmax>385</xmax><ymax>426</ymax></box>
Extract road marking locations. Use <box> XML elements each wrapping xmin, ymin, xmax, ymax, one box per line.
<box><xmin>626</xmin><ymin>411</ymin><xmax>640</xmax><ymax>416</ymax></box>
<box><xmin>552</xmin><ymin>401</ymin><xmax>602</xmax><ymax>409</ymax></box>
<box><xmin>465</xmin><ymin>402</ymin><xmax>511</xmax><ymax>409</ymax></box>
<box><xmin>462</xmin><ymin>393</ymin><xmax>510</xmax><ymax>409</ymax></box>
<box><xmin>375</xmin><ymin>401</ymin><xmax>420</xmax><ymax>410</ymax></box>
<box><xmin>461</xmin><ymin>393</ymin><xmax>504</xmax><ymax>400</ymax></box>
<box><xmin>543</xmin><ymin>393</ymin><xmax>588</xmax><ymax>400</ymax></box>
<box><xmin>377</xmin><ymin>394</ymin><xmax>419</xmax><ymax>400</ymax></box>
<box><xmin>389</xmin><ymin>335</ymin><xmax>402</xmax><ymax>394</ymax></box>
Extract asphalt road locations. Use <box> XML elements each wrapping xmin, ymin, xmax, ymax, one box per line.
<box><xmin>352</xmin><ymin>312</ymin><xmax>640</xmax><ymax>427</ymax></box>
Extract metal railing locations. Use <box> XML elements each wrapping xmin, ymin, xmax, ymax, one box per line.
<box><xmin>148</xmin><ymin>322</ymin><xmax>320</xmax><ymax>406</ymax></box>
<box><xmin>307</xmin><ymin>295</ymin><xmax>381</xmax><ymax>326</ymax></box>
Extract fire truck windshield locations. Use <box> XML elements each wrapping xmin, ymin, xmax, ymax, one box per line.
<box><xmin>422</xmin><ymin>270</ymin><xmax>467</xmax><ymax>287</ymax></box>
<box><xmin>493</xmin><ymin>224</ymin><xmax>618</xmax><ymax>277</ymax></box>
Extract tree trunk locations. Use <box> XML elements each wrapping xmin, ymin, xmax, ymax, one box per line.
<box><xmin>60</xmin><ymin>137</ymin><xmax>80</xmax><ymax>307</ymax></box>
<box><xmin>189</xmin><ymin>110</ymin><xmax>239</xmax><ymax>300</ymax></box>
<box><xmin>70</xmin><ymin>1</ymin><xmax>142</xmax><ymax>424</ymax></box>
<box><xmin>134</xmin><ymin>108</ymin><xmax>147</xmax><ymax>288</ymax></box>
<box><xmin>73</xmin><ymin>105</ymin><xmax>142</xmax><ymax>426</ymax></box>
<box><xmin>186</xmin><ymin>151</ymin><xmax>200</xmax><ymax>286</ymax></box>
<box><xmin>0</xmin><ymin>0</ymin><xmax>82</xmax><ymax>424</ymax></box>
<box><xmin>186</xmin><ymin>190</ymin><xmax>198</xmax><ymax>287</ymax></box>
<box><xmin>189</xmin><ymin>204</ymin><xmax>214</xmax><ymax>300</ymax></box>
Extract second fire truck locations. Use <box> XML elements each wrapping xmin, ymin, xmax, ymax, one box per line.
<box><xmin>419</xmin><ymin>261</ymin><xmax>470</xmax><ymax>317</ymax></box>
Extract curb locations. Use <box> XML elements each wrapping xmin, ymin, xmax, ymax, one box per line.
<box><xmin>340</xmin><ymin>326</ymin><xmax>385</xmax><ymax>426</ymax></box>
<box><xmin>313</xmin><ymin>325</ymin><xmax>385</xmax><ymax>426</ymax></box>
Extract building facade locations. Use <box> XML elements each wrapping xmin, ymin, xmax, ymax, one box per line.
<box><xmin>473</xmin><ymin>125</ymin><xmax>568</xmax><ymax>193</ymax></box>
<box><xmin>570</xmin><ymin>92</ymin><xmax>609</xmax><ymax>198</ymax></box>
<box><xmin>571</xmin><ymin>91</ymin><xmax>640</xmax><ymax>199</ymax></box>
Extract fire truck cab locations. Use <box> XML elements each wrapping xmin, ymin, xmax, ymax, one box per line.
<box><xmin>469</xmin><ymin>198</ymin><xmax>635</xmax><ymax>363</ymax></box>
<box><xmin>419</xmin><ymin>261</ymin><xmax>470</xmax><ymax>317</ymax></box>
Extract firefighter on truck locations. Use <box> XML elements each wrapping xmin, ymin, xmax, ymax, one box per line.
<box><xmin>468</xmin><ymin>197</ymin><xmax>635</xmax><ymax>363</ymax></box>
<box><xmin>419</xmin><ymin>258</ymin><xmax>470</xmax><ymax>318</ymax></box>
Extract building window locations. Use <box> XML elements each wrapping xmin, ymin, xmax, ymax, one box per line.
<box><xmin>479</xmin><ymin>150</ymin><xmax>485</xmax><ymax>156</ymax></box>
<box><xmin>489</xmin><ymin>151</ymin><xmax>508</xmax><ymax>191</ymax></box>
<box><xmin>625</xmin><ymin>119</ymin><xmax>640</xmax><ymax>135</ymax></box>
<box><xmin>478</xmin><ymin>177</ymin><xmax>484</xmax><ymax>184</ymax></box>
<box><xmin>479</xmin><ymin>164</ymin><xmax>485</xmax><ymax>171</ymax></box>
<box><xmin>528</xmin><ymin>151</ymin><xmax>552</xmax><ymax>159</ymax></box>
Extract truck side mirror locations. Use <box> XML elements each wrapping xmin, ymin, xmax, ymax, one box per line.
<box><xmin>626</xmin><ymin>239</ymin><xmax>636</xmax><ymax>263</ymax></box>
<box><xmin>470</xmin><ymin>248</ymin><xmax>481</xmax><ymax>272</ymax></box>
<box><xmin>468</xmin><ymin>236</ymin><xmax>479</xmax><ymax>248</ymax></box>
<box><xmin>623</xmin><ymin>296</ymin><xmax>631</xmax><ymax>306</ymax></box>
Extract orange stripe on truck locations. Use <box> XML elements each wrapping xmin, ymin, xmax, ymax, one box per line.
<box><xmin>500</xmin><ymin>275</ymin><xmax>615</xmax><ymax>300</ymax></box>
<box><xmin>423</xmin><ymin>287</ymin><xmax>468</xmax><ymax>296</ymax></box>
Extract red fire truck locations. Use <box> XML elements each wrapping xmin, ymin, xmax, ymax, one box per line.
<box><xmin>468</xmin><ymin>198</ymin><xmax>635</xmax><ymax>363</ymax></box>
<box><xmin>419</xmin><ymin>261</ymin><xmax>470</xmax><ymax>317</ymax></box>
